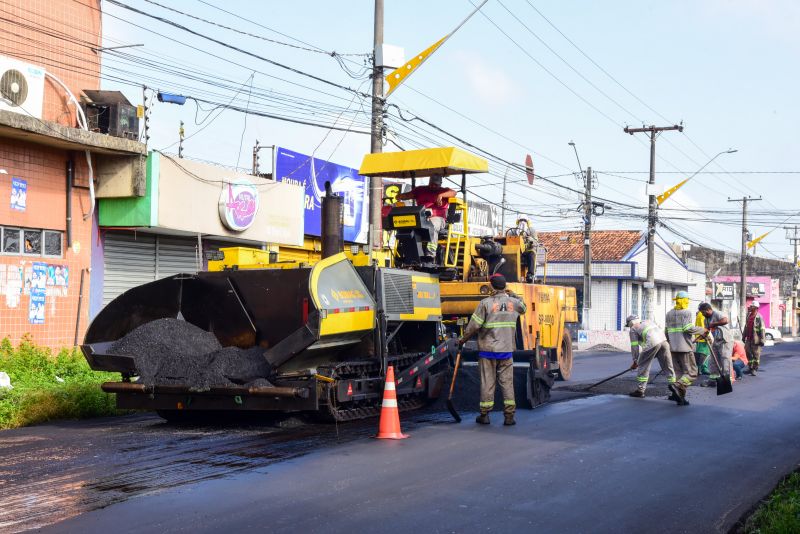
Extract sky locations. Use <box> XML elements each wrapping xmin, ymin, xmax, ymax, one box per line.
<box><xmin>97</xmin><ymin>0</ymin><xmax>800</xmax><ymax>260</ymax></box>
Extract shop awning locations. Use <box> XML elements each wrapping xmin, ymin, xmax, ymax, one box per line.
<box><xmin>359</xmin><ymin>147</ymin><xmax>488</xmax><ymax>178</ymax></box>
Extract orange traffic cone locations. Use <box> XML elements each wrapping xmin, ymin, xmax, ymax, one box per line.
<box><xmin>376</xmin><ymin>365</ymin><xmax>408</xmax><ymax>439</ymax></box>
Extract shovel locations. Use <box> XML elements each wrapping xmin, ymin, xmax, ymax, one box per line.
<box><xmin>446</xmin><ymin>352</ymin><xmax>462</xmax><ymax>422</ymax></box>
<box><xmin>707</xmin><ymin>339</ymin><xmax>733</xmax><ymax>396</ymax></box>
<box><xmin>583</xmin><ymin>363</ymin><xmax>636</xmax><ymax>391</ymax></box>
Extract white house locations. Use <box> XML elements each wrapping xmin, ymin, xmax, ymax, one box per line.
<box><xmin>537</xmin><ymin>230</ymin><xmax>706</xmax><ymax>333</ymax></box>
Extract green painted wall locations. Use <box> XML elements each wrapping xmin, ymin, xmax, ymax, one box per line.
<box><xmin>98</xmin><ymin>152</ymin><xmax>159</xmax><ymax>226</ymax></box>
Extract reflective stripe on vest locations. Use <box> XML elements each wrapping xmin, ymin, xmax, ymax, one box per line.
<box><xmin>641</xmin><ymin>324</ymin><xmax>655</xmax><ymax>343</ymax></box>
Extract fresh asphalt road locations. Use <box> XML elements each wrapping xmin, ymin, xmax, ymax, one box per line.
<box><xmin>20</xmin><ymin>341</ymin><xmax>798</xmax><ymax>533</ymax></box>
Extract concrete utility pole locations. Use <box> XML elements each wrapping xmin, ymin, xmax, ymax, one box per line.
<box><xmin>582</xmin><ymin>166</ymin><xmax>593</xmax><ymax>330</ymax></box>
<box><xmin>367</xmin><ymin>0</ymin><xmax>384</xmax><ymax>257</ymax></box>
<box><xmin>784</xmin><ymin>225</ymin><xmax>800</xmax><ymax>336</ymax></box>
<box><xmin>500</xmin><ymin>167</ymin><xmax>509</xmax><ymax>231</ymax></box>
<box><xmin>178</xmin><ymin>120</ymin><xmax>185</xmax><ymax>158</ymax></box>
<box><xmin>623</xmin><ymin>124</ymin><xmax>684</xmax><ymax>321</ymax></box>
<box><xmin>729</xmin><ymin>196</ymin><xmax>761</xmax><ymax>328</ymax></box>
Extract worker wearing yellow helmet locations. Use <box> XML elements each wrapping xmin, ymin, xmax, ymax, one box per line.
<box><xmin>694</xmin><ymin>307</ymin><xmax>711</xmax><ymax>375</ymax></box>
<box><xmin>665</xmin><ymin>291</ymin><xmax>707</xmax><ymax>405</ymax></box>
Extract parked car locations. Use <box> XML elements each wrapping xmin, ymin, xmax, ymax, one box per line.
<box><xmin>764</xmin><ymin>327</ymin><xmax>782</xmax><ymax>341</ymax></box>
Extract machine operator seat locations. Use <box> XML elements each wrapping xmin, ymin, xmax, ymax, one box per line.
<box><xmin>383</xmin><ymin>205</ymin><xmax>439</xmax><ymax>266</ymax></box>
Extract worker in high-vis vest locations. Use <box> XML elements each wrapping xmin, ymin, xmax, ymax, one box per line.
<box><xmin>664</xmin><ymin>291</ymin><xmax>707</xmax><ymax>405</ymax></box>
<box><xmin>694</xmin><ymin>309</ymin><xmax>711</xmax><ymax>375</ymax></box>
<box><xmin>626</xmin><ymin>315</ymin><xmax>683</xmax><ymax>405</ymax></box>
<box><xmin>460</xmin><ymin>274</ymin><xmax>526</xmax><ymax>426</ymax></box>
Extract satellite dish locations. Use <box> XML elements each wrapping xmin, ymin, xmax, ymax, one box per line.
<box><xmin>525</xmin><ymin>154</ymin><xmax>534</xmax><ymax>185</ymax></box>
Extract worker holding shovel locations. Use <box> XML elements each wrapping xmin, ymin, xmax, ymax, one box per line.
<box><xmin>459</xmin><ymin>274</ymin><xmax>526</xmax><ymax>426</ymax></box>
<box><xmin>626</xmin><ymin>315</ymin><xmax>684</xmax><ymax>405</ymax></box>
<box><xmin>665</xmin><ymin>291</ymin><xmax>707</xmax><ymax>405</ymax></box>
<box><xmin>698</xmin><ymin>303</ymin><xmax>734</xmax><ymax>388</ymax></box>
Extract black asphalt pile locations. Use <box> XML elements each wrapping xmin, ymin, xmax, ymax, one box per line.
<box><xmin>109</xmin><ymin>318</ymin><xmax>272</xmax><ymax>390</ymax></box>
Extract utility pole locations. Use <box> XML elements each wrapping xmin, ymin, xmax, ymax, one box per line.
<box><xmin>624</xmin><ymin>124</ymin><xmax>684</xmax><ymax>321</ymax></box>
<box><xmin>582</xmin><ymin>166</ymin><xmax>593</xmax><ymax>330</ymax></box>
<box><xmin>252</xmin><ymin>140</ymin><xmax>260</xmax><ymax>175</ymax></box>
<box><xmin>784</xmin><ymin>225</ymin><xmax>800</xmax><ymax>336</ymax></box>
<box><xmin>367</xmin><ymin>0</ymin><xmax>384</xmax><ymax>257</ymax></box>
<box><xmin>178</xmin><ymin>120</ymin><xmax>185</xmax><ymax>158</ymax></box>
<box><xmin>500</xmin><ymin>167</ymin><xmax>509</xmax><ymax>231</ymax></box>
<box><xmin>729</xmin><ymin>196</ymin><xmax>761</xmax><ymax>328</ymax></box>
<box><xmin>140</xmin><ymin>85</ymin><xmax>150</xmax><ymax>147</ymax></box>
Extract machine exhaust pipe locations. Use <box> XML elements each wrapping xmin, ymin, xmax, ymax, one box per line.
<box><xmin>321</xmin><ymin>181</ymin><xmax>343</xmax><ymax>259</ymax></box>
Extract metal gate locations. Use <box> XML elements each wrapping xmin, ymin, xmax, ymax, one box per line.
<box><xmin>102</xmin><ymin>232</ymin><xmax>200</xmax><ymax>306</ymax></box>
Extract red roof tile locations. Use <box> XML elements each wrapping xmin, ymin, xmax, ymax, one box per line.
<box><xmin>537</xmin><ymin>230</ymin><xmax>642</xmax><ymax>261</ymax></box>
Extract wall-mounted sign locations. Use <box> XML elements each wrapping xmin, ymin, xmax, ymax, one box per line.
<box><xmin>274</xmin><ymin>147</ymin><xmax>368</xmax><ymax>244</ymax></box>
<box><xmin>450</xmin><ymin>200</ymin><xmax>502</xmax><ymax>237</ymax></box>
<box><xmin>746</xmin><ymin>282</ymin><xmax>765</xmax><ymax>297</ymax></box>
<box><xmin>714</xmin><ymin>282</ymin><xmax>735</xmax><ymax>300</ymax></box>
<box><xmin>218</xmin><ymin>179</ymin><xmax>259</xmax><ymax>231</ymax></box>
<box><xmin>10</xmin><ymin>177</ymin><xmax>26</xmax><ymax>212</ymax></box>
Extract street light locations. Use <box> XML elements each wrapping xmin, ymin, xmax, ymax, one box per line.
<box><xmin>687</xmin><ymin>148</ymin><xmax>737</xmax><ymax>182</ymax></box>
<box><xmin>568</xmin><ymin>141</ymin><xmax>583</xmax><ymax>173</ymax></box>
<box><xmin>658</xmin><ymin>148</ymin><xmax>737</xmax><ymax>205</ymax></box>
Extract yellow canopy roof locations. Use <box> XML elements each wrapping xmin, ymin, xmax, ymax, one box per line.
<box><xmin>359</xmin><ymin>147</ymin><xmax>489</xmax><ymax>178</ymax></box>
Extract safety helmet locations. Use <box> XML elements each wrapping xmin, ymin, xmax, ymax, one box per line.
<box><xmin>625</xmin><ymin>315</ymin><xmax>640</xmax><ymax>327</ymax></box>
<box><xmin>749</xmin><ymin>301</ymin><xmax>760</xmax><ymax>308</ymax></box>
<box><xmin>674</xmin><ymin>291</ymin><xmax>689</xmax><ymax>300</ymax></box>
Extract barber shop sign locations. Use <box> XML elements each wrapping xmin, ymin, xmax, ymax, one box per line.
<box><xmin>218</xmin><ymin>179</ymin><xmax>259</xmax><ymax>231</ymax></box>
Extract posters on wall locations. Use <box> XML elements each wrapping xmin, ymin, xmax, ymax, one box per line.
<box><xmin>0</xmin><ymin>262</ymin><xmax>69</xmax><ymax>313</ymax></box>
<box><xmin>10</xmin><ymin>177</ymin><xmax>26</xmax><ymax>212</ymax></box>
<box><xmin>28</xmin><ymin>262</ymin><xmax>46</xmax><ymax>324</ymax></box>
<box><xmin>274</xmin><ymin>147</ymin><xmax>369</xmax><ymax>244</ymax></box>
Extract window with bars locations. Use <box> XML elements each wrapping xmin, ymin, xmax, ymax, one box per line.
<box><xmin>1</xmin><ymin>227</ymin><xmax>63</xmax><ymax>258</ymax></box>
<box><xmin>631</xmin><ymin>284</ymin><xmax>640</xmax><ymax>317</ymax></box>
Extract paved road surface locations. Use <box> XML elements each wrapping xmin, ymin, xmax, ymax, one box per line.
<box><xmin>3</xmin><ymin>343</ymin><xmax>798</xmax><ymax>533</ymax></box>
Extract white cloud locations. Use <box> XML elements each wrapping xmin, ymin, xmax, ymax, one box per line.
<box><xmin>453</xmin><ymin>51</ymin><xmax>521</xmax><ymax>106</ymax></box>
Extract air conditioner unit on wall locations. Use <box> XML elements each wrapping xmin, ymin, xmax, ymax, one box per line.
<box><xmin>0</xmin><ymin>54</ymin><xmax>45</xmax><ymax>119</ymax></box>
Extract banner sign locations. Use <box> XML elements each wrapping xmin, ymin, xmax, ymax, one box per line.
<box><xmin>451</xmin><ymin>200</ymin><xmax>502</xmax><ymax>237</ymax></box>
<box><xmin>746</xmin><ymin>282</ymin><xmax>765</xmax><ymax>297</ymax></box>
<box><xmin>10</xmin><ymin>177</ymin><xmax>26</xmax><ymax>212</ymax></box>
<box><xmin>274</xmin><ymin>147</ymin><xmax>368</xmax><ymax>244</ymax></box>
<box><xmin>713</xmin><ymin>282</ymin><xmax>735</xmax><ymax>300</ymax></box>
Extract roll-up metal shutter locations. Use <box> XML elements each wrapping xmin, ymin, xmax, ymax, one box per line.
<box><xmin>156</xmin><ymin>236</ymin><xmax>200</xmax><ymax>278</ymax></box>
<box><xmin>102</xmin><ymin>232</ymin><xmax>156</xmax><ymax>307</ymax></box>
<box><xmin>103</xmin><ymin>233</ymin><xmax>203</xmax><ymax>306</ymax></box>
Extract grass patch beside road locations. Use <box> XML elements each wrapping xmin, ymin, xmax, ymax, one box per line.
<box><xmin>743</xmin><ymin>470</ymin><xmax>800</xmax><ymax>533</ymax></box>
<box><xmin>0</xmin><ymin>336</ymin><xmax>121</xmax><ymax>429</ymax></box>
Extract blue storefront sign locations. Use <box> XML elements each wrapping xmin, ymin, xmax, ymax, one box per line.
<box><xmin>274</xmin><ymin>147</ymin><xmax>368</xmax><ymax>244</ymax></box>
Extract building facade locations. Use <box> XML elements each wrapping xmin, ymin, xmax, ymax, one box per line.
<box><xmin>1</xmin><ymin>0</ymin><xmax>145</xmax><ymax>348</ymax></box>
<box><xmin>537</xmin><ymin>230</ymin><xmax>706</xmax><ymax>335</ymax></box>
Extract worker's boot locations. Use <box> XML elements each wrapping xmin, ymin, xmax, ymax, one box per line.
<box><xmin>503</xmin><ymin>413</ymin><xmax>516</xmax><ymax>426</ymax></box>
<box><xmin>628</xmin><ymin>389</ymin><xmax>645</xmax><ymax>398</ymax></box>
<box><xmin>670</xmin><ymin>383</ymin><xmax>689</xmax><ymax>406</ymax></box>
<box><xmin>475</xmin><ymin>412</ymin><xmax>490</xmax><ymax>425</ymax></box>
